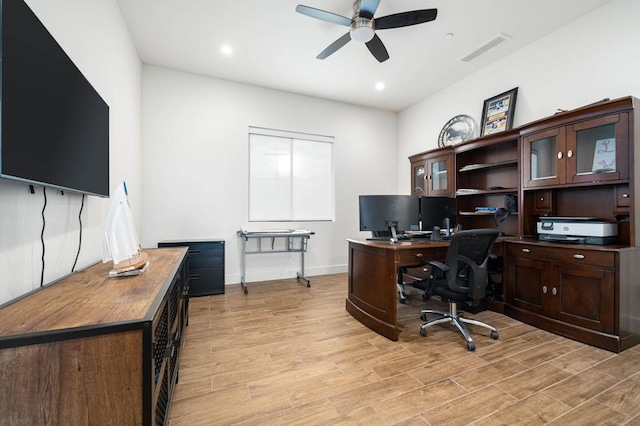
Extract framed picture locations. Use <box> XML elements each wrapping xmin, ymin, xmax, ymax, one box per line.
<box><xmin>480</xmin><ymin>87</ymin><xmax>518</xmax><ymax>136</ymax></box>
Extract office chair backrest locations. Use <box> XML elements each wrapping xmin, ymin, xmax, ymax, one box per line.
<box><xmin>443</xmin><ymin>229</ymin><xmax>499</xmax><ymax>299</ymax></box>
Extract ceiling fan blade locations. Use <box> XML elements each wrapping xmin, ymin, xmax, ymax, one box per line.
<box><xmin>295</xmin><ymin>5</ymin><xmax>352</xmax><ymax>26</ymax></box>
<box><xmin>365</xmin><ymin>34</ymin><xmax>389</xmax><ymax>63</ymax></box>
<box><xmin>359</xmin><ymin>0</ymin><xmax>381</xmax><ymax>19</ymax></box>
<box><xmin>317</xmin><ymin>32</ymin><xmax>352</xmax><ymax>59</ymax></box>
<box><xmin>375</xmin><ymin>9</ymin><xmax>437</xmax><ymax>30</ymax></box>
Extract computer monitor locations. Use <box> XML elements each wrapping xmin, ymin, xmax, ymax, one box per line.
<box><xmin>420</xmin><ymin>196</ymin><xmax>457</xmax><ymax>235</ymax></box>
<box><xmin>359</xmin><ymin>195</ymin><xmax>420</xmax><ymax>239</ymax></box>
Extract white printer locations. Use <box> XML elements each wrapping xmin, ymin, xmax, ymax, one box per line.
<box><xmin>537</xmin><ymin>217</ymin><xmax>618</xmax><ymax>244</ymax></box>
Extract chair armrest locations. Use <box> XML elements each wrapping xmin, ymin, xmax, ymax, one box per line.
<box><xmin>452</xmin><ymin>255</ymin><xmax>488</xmax><ymax>299</ymax></box>
<box><xmin>428</xmin><ymin>260</ymin><xmax>449</xmax><ymax>273</ymax></box>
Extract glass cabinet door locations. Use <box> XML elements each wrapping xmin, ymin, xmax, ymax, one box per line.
<box><xmin>430</xmin><ymin>159</ymin><xmax>447</xmax><ymax>191</ymax></box>
<box><xmin>412</xmin><ymin>162</ymin><xmax>425</xmax><ymax>196</ymax></box>
<box><xmin>426</xmin><ymin>153</ymin><xmax>453</xmax><ymax>196</ymax></box>
<box><xmin>522</xmin><ymin>127</ymin><xmax>565</xmax><ymax>188</ymax></box>
<box><xmin>567</xmin><ymin>113</ymin><xmax>629</xmax><ymax>184</ymax></box>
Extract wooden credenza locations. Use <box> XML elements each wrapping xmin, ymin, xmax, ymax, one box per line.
<box><xmin>0</xmin><ymin>247</ymin><xmax>188</xmax><ymax>425</ymax></box>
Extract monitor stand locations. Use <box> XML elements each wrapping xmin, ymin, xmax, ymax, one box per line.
<box><xmin>366</xmin><ymin>221</ymin><xmax>400</xmax><ymax>242</ymax></box>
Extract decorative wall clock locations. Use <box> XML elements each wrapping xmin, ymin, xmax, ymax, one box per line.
<box><xmin>437</xmin><ymin>115</ymin><xmax>478</xmax><ymax>147</ymax></box>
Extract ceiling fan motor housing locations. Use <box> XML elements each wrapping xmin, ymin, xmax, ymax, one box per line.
<box><xmin>350</xmin><ymin>17</ymin><xmax>374</xmax><ymax>43</ymax></box>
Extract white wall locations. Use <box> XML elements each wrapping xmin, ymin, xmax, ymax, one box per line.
<box><xmin>2</xmin><ymin>0</ymin><xmax>636</xmax><ymax>302</ymax></box>
<box><xmin>398</xmin><ymin>0</ymin><xmax>640</xmax><ymax>192</ymax></box>
<box><xmin>0</xmin><ymin>0</ymin><xmax>142</xmax><ymax>305</ymax></box>
<box><xmin>141</xmin><ymin>66</ymin><xmax>398</xmax><ymax>284</ymax></box>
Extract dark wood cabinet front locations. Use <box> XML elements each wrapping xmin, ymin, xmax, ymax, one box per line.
<box><xmin>506</xmin><ymin>243</ymin><xmax>617</xmax><ymax>348</ymax></box>
<box><xmin>522</xmin><ymin>111</ymin><xmax>630</xmax><ymax>189</ymax></box>
<box><xmin>409</xmin><ymin>148</ymin><xmax>453</xmax><ymax>197</ymax></box>
<box><xmin>409</xmin><ymin>96</ymin><xmax>640</xmax><ymax>352</ymax></box>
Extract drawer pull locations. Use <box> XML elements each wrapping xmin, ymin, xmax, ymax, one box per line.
<box><xmin>188</xmin><ymin>249</ymin><xmax>200</xmax><ymax>255</ymax></box>
<box><xmin>415</xmin><ymin>253</ymin><xmax>423</xmax><ymax>258</ymax></box>
<box><xmin>188</xmin><ymin>274</ymin><xmax>200</xmax><ymax>280</ymax></box>
<box><xmin>623</xmin><ymin>193</ymin><xmax>630</xmax><ymax>198</ymax></box>
<box><xmin>522</xmin><ymin>248</ymin><xmax>531</xmax><ymax>253</ymax></box>
<box><xmin>573</xmin><ymin>254</ymin><xmax>585</xmax><ymax>260</ymax></box>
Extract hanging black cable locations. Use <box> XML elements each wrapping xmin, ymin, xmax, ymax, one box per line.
<box><xmin>40</xmin><ymin>187</ymin><xmax>47</xmax><ymax>287</ymax></box>
<box><xmin>72</xmin><ymin>194</ymin><xmax>85</xmax><ymax>272</ymax></box>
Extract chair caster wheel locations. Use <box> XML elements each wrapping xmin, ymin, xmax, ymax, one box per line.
<box><xmin>420</xmin><ymin>313</ymin><xmax>427</xmax><ymax>321</ymax></box>
<box><xmin>420</xmin><ymin>328</ymin><xmax>427</xmax><ymax>337</ymax></box>
<box><xmin>466</xmin><ymin>342</ymin><xmax>476</xmax><ymax>351</ymax></box>
<box><xmin>491</xmin><ymin>330</ymin><xmax>499</xmax><ymax>340</ymax></box>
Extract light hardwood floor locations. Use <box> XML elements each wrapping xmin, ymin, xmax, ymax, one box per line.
<box><xmin>169</xmin><ymin>273</ymin><xmax>640</xmax><ymax>425</ymax></box>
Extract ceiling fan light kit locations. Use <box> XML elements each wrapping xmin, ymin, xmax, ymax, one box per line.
<box><xmin>351</xmin><ymin>17</ymin><xmax>375</xmax><ymax>43</ymax></box>
<box><xmin>296</xmin><ymin>0</ymin><xmax>437</xmax><ymax>63</ymax></box>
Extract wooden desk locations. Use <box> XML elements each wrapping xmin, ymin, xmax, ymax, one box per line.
<box><xmin>346</xmin><ymin>239</ymin><xmax>450</xmax><ymax>341</ymax></box>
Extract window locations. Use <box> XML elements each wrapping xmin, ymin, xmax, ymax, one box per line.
<box><xmin>249</xmin><ymin>127</ymin><xmax>334</xmax><ymax>222</ymax></box>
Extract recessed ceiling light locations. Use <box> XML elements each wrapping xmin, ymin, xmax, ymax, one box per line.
<box><xmin>375</xmin><ymin>82</ymin><xmax>385</xmax><ymax>91</ymax></box>
<box><xmin>221</xmin><ymin>44</ymin><xmax>233</xmax><ymax>56</ymax></box>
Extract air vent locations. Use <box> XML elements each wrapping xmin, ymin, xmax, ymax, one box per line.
<box><xmin>460</xmin><ymin>33</ymin><xmax>512</xmax><ymax>62</ymax></box>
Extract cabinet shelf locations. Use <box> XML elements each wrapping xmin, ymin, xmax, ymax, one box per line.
<box><xmin>456</xmin><ymin>188</ymin><xmax>518</xmax><ymax>196</ymax></box>
<box><xmin>459</xmin><ymin>211</ymin><xmax>519</xmax><ymax>216</ymax></box>
<box><xmin>458</xmin><ymin>159</ymin><xmax>518</xmax><ymax>173</ymax></box>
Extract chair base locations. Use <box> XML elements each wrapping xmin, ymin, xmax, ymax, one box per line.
<box><xmin>419</xmin><ymin>301</ymin><xmax>498</xmax><ymax>351</ymax></box>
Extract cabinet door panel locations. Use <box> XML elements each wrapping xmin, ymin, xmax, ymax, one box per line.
<box><xmin>554</xmin><ymin>267</ymin><xmax>615</xmax><ymax>333</ymax></box>
<box><xmin>426</xmin><ymin>153</ymin><xmax>453</xmax><ymax>196</ymax></box>
<box><xmin>411</xmin><ymin>161</ymin><xmax>426</xmax><ymax>196</ymax></box>
<box><xmin>522</xmin><ymin>127</ymin><xmax>565</xmax><ymax>188</ymax></box>
<box><xmin>567</xmin><ymin>113</ymin><xmax>629</xmax><ymax>184</ymax></box>
<box><xmin>507</xmin><ymin>257</ymin><xmax>545</xmax><ymax>315</ymax></box>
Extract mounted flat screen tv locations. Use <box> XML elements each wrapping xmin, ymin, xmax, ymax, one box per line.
<box><xmin>0</xmin><ymin>0</ymin><xmax>110</xmax><ymax>197</ymax></box>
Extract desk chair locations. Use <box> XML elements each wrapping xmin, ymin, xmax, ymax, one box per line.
<box><xmin>418</xmin><ymin>229</ymin><xmax>499</xmax><ymax>351</ymax></box>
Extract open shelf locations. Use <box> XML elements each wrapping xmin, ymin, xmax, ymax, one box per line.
<box><xmin>458</xmin><ymin>159</ymin><xmax>518</xmax><ymax>173</ymax></box>
<box><xmin>456</xmin><ymin>188</ymin><xmax>518</xmax><ymax>196</ymax></box>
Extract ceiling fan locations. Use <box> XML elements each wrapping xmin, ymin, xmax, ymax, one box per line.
<box><xmin>296</xmin><ymin>0</ymin><xmax>437</xmax><ymax>63</ymax></box>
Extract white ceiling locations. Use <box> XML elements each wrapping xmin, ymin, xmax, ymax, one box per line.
<box><xmin>117</xmin><ymin>0</ymin><xmax>613</xmax><ymax>112</ymax></box>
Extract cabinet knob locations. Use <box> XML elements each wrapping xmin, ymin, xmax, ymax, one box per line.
<box><xmin>573</xmin><ymin>254</ymin><xmax>585</xmax><ymax>260</ymax></box>
<box><xmin>540</xmin><ymin>197</ymin><xmax>544</xmax><ymax>201</ymax></box>
<box><xmin>415</xmin><ymin>253</ymin><xmax>423</xmax><ymax>258</ymax></box>
<box><xmin>542</xmin><ymin>285</ymin><xmax>548</xmax><ymax>294</ymax></box>
<box><xmin>567</xmin><ymin>149</ymin><xmax>573</xmax><ymax>158</ymax></box>
<box><xmin>522</xmin><ymin>248</ymin><xmax>531</xmax><ymax>253</ymax></box>
<box><xmin>557</xmin><ymin>151</ymin><xmax>563</xmax><ymax>159</ymax></box>
<box><xmin>552</xmin><ymin>287</ymin><xmax>558</xmax><ymax>296</ymax></box>
<box><xmin>623</xmin><ymin>193</ymin><xmax>630</xmax><ymax>198</ymax></box>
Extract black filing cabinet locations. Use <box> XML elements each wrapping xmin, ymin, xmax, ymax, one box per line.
<box><xmin>158</xmin><ymin>239</ymin><xmax>225</xmax><ymax>296</ymax></box>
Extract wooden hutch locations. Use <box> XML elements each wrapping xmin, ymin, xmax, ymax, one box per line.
<box><xmin>410</xmin><ymin>96</ymin><xmax>640</xmax><ymax>352</ymax></box>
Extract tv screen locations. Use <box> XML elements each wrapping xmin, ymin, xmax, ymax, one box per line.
<box><xmin>359</xmin><ymin>195</ymin><xmax>419</xmax><ymax>238</ymax></box>
<box><xmin>0</xmin><ymin>0</ymin><xmax>110</xmax><ymax>197</ymax></box>
<box><xmin>420</xmin><ymin>196</ymin><xmax>457</xmax><ymax>232</ymax></box>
